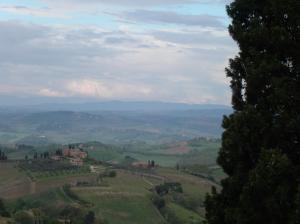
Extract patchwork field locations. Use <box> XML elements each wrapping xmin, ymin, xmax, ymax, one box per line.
<box><xmin>0</xmin><ymin>137</ymin><xmax>224</xmax><ymax>223</ymax></box>
<box><xmin>73</xmin><ymin>171</ymin><xmax>165</xmax><ymax>224</ymax></box>
<box><xmin>0</xmin><ymin>159</ymin><xmax>218</xmax><ymax>223</ymax></box>
<box><xmin>0</xmin><ymin>162</ymin><xmax>96</xmax><ymax>199</ymax></box>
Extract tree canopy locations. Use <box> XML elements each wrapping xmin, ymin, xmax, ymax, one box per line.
<box><xmin>205</xmin><ymin>0</ymin><xmax>300</xmax><ymax>223</ymax></box>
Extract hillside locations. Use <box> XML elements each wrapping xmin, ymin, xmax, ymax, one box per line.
<box><xmin>0</xmin><ymin>100</ymin><xmax>230</xmax><ymax>112</ymax></box>
<box><xmin>0</xmin><ymin>108</ymin><xmax>230</xmax><ymax>145</ymax></box>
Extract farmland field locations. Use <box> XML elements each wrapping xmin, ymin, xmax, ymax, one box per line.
<box><xmin>73</xmin><ymin>171</ymin><xmax>165</xmax><ymax>224</ymax></box>
<box><xmin>0</xmin><ymin>158</ymin><xmax>218</xmax><ymax>223</ymax></box>
<box><xmin>0</xmin><ymin>137</ymin><xmax>223</xmax><ymax>223</ymax></box>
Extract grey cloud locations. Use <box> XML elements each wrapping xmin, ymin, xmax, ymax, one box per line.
<box><xmin>0</xmin><ymin>5</ymin><xmax>63</xmax><ymax>18</ymax></box>
<box><xmin>77</xmin><ymin>0</ymin><xmax>196</xmax><ymax>5</ymax></box>
<box><xmin>121</xmin><ymin>10</ymin><xmax>225</xmax><ymax>28</ymax></box>
<box><xmin>42</xmin><ymin>0</ymin><xmax>230</xmax><ymax>6</ymax></box>
<box><xmin>1</xmin><ymin>5</ymin><xmax>27</xmax><ymax>10</ymax></box>
<box><xmin>0</xmin><ymin>21</ymin><xmax>129</xmax><ymax>66</ymax></box>
<box><xmin>42</xmin><ymin>0</ymin><xmax>198</xmax><ymax>7</ymax></box>
<box><xmin>151</xmin><ymin>30</ymin><xmax>233</xmax><ymax>47</ymax></box>
<box><xmin>0</xmin><ymin>21</ymin><xmax>50</xmax><ymax>44</ymax></box>
<box><xmin>105</xmin><ymin>36</ymin><xmax>137</xmax><ymax>44</ymax></box>
<box><xmin>0</xmin><ymin>20</ymin><xmax>235</xmax><ymax>104</ymax></box>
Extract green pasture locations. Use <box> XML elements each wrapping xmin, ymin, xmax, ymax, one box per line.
<box><xmin>73</xmin><ymin>171</ymin><xmax>166</xmax><ymax>223</ymax></box>
<box><xmin>163</xmin><ymin>202</ymin><xmax>204</xmax><ymax>224</ymax></box>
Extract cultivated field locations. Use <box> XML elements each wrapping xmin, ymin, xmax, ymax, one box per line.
<box><xmin>0</xmin><ymin>138</ymin><xmax>223</xmax><ymax>223</ymax></box>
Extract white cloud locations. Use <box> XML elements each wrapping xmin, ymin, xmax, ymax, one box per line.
<box><xmin>0</xmin><ymin>84</ymin><xmax>33</xmax><ymax>94</ymax></box>
<box><xmin>65</xmin><ymin>79</ymin><xmax>152</xmax><ymax>98</ymax></box>
<box><xmin>0</xmin><ymin>19</ymin><xmax>236</xmax><ymax>104</ymax></box>
<box><xmin>41</xmin><ymin>0</ymin><xmax>205</xmax><ymax>7</ymax></box>
<box><xmin>41</xmin><ymin>0</ymin><xmax>230</xmax><ymax>6</ymax></box>
<box><xmin>38</xmin><ymin>88</ymin><xmax>65</xmax><ymax>97</ymax></box>
<box><xmin>118</xmin><ymin>10</ymin><xmax>225</xmax><ymax>28</ymax></box>
<box><xmin>0</xmin><ymin>5</ymin><xmax>67</xmax><ymax>18</ymax></box>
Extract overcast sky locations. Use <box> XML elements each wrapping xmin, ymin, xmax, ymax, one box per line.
<box><xmin>0</xmin><ymin>0</ymin><xmax>237</xmax><ymax>105</ymax></box>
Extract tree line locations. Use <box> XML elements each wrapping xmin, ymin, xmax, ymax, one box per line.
<box><xmin>0</xmin><ymin>150</ymin><xmax>7</xmax><ymax>161</ymax></box>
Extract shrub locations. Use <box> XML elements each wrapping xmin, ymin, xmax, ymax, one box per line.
<box><xmin>152</xmin><ymin>195</ymin><xmax>165</xmax><ymax>210</ymax></box>
<box><xmin>108</xmin><ymin>170</ymin><xmax>117</xmax><ymax>177</ymax></box>
<box><xmin>84</xmin><ymin>211</ymin><xmax>95</xmax><ymax>224</ymax></box>
<box><xmin>0</xmin><ymin>198</ymin><xmax>10</xmax><ymax>217</ymax></box>
<box><xmin>14</xmin><ymin>211</ymin><xmax>34</xmax><ymax>224</ymax></box>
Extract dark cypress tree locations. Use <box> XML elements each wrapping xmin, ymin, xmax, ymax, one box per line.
<box><xmin>0</xmin><ymin>198</ymin><xmax>10</xmax><ymax>217</ymax></box>
<box><xmin>84</xmin><ymin>211</ymin><xmax>95</xmax><ymax>224</ymax></box>
<box><xmin>33</xmin><ymin>152</ymin><xmax>38</xmax><ymax>160</ymax></box>
<box><xmin>205</xmin><ymin>0</ymin><xmax>300</xmax><ymax>223</ymax></box>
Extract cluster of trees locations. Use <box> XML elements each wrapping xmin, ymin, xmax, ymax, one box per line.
<box><xmin>152</xmin><ymin>183</ymin><xmax>184</xmax><ymax>210</ymax></box>
<box><xmin>59</xmin><ymin>207</ymin><xmax>95</xmax><ymax>224</ymax></box>
<box><xmin>155</xmin><ymin>182</ymin><xmax>183</xmax><ymax>196</ymax></box>
<box><xmin>0</xmin><ymin>150</ymin><xmax>7</xmax><ymax>161</ymax></box>
<box><xmin>205</xmin><ymin>0</ymin><xmax>300</xmax><ymax>224</ymax></box>
<box><xmin>2</xmin><ymin>193</ymin><xmax>99</xmax><ymax>224</ymax></box>
<box><xmin>24</xmin><ymin>151</ymin><xmax>51</xmax><ymax>160</ymax></box>
<box><xmin>32</xmin><ymin>151</ymin><xmax>50</xmax><ymax>160</ymax></box>
<box><xmin>23</xmin><ymin>145</ymin><xmax>84</xmax><ymax>161</ymax></box>
<box><xmin>55</xmin><ymin>149</ymin><xmax>63</xmax><ymax>156</ymax></box>
<box><xmin>68</xmin><ymin>144</ymin><xmax>77</xmax><ymax>149</ymax></box>
<box><xmin>3</xmin><ymin>207</ymin><xmax>96</xmax><ymax>224</ymax></box>
<box><xmin>152</xmin><ymin>182</ymin><xmax>203</xmax><ymax>224</ymax></box>
<box><xmin>24</xmin><ymin>146</ymin><xmax>87</xmax><ymax>161</ymax></box>
<box><xmin>147</xmin><ymin>160</ymin><xmax>156</xmax><ymax>168</ymax></box>
<box><xmin>19</xmin><ymin>159</ymin><xmax>78</xmax><ymax>172</ymax></box>
<box><xmin>97</xmin><ymin>170</ymin><xmax>117</xmax><ymax>183</ymax></box>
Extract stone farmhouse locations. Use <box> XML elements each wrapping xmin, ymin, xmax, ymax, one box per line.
<box><xmin>63</xmin><ymin>148</ymin><xmax>87</xmax><ymax>159</ymax></box>
<box><xmin>63</xmin><ymin>148</ymin><xmax>87</xmax><ymax>166</ymax></box>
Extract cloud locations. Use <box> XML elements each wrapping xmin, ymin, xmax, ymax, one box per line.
<box><xmin>0</xmin><ymin>21</ymin><xmax>50</xmax><ymax>44</ymax></box>
<box><xmin>0</xmin><ymin>84</ymin><xmax>34</xmax><ymax>95</ymax></box>
<box><xmin>41</xmin><ymin>0</ymin><xmax>204</xmax><ymax>7</ymax></box>
<box><xmin>0</xmin><ymin>0</ymin><xmax>237</xmax><ymax>105</ymax></box>
<box><xmin>42</xmin><ymin>0</ymin><xmax>230</xmax><ymax>6</ymax></box>
<box><xmin>151</xmin><ymin>29</ymin><xmax>233</xmax><ymax>48</ymax></box>
<box><xmin>0</xmin><ymin>5</ymin><xmax>66</xmax><ymax>18</ymax></box>
<box><xmin>0</xmin><ymin>21</ymin><xmax>125</xmax><ymax>66</ymax></box>
<box><xmin>104</xmin><ymin>36</ymin><xmax>137</xmax><ymax>44</ymax></box>
<box><xmin>0</xmin><ymin>19</ymin><xmax>236</xmax><ymax>104</ymax></box>
<box><xmin>66</xmin><ymin>79</ymin><xmax>152</xmax><ymax>98</ymax></box>
<box><xmin>119</xmin><ymin>10</ymin><xmax>225</xmax><ymax>28</ymax></box>
<box><xmin>38</xmin><ymin>88</ymin><xmax>65</xmax><ymax>97</ymax></box>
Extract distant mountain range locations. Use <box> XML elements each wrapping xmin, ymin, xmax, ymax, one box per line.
<box><xmin>0</xmin><ymin>101</ymin><xmax>232</xmax><ymax>145</ymax></box>
<box><xmin>0</xmin><ymin>100</ymin><xmax>231</xmax><ymax>112</ymax></box>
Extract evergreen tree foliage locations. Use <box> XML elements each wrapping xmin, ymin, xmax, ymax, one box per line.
<box><xmin>205</xmin><ymin>0</ymin><xmax>300</xmax><ymax>223</ymax></box>
<box><xmin>84</xmin><ymin>211</ymin><xmax>95</xmax><ymax>224</ymax></box>
<box><xmin>0</xmin><ymin>198</ymin><xmax>10</xmax><ymax>217</ymax></box>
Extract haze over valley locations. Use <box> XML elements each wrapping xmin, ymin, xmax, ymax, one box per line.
<box><xmin>0</xmin><ymin>101</ymin><xmax>230</xmax><ymax>145</ymax></box>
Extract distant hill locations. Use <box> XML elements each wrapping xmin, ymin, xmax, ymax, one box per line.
<box><xmin>0</xmin><ymin>100</ymin><xmax>231</xmax><ymax>112</ymax></box>
<box><xmin>0</xmin><ymin>101</ymin><xmax>232</xmax><ymax>145</ymax></box>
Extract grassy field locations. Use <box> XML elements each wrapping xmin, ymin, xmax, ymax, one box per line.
<box><xmin>0</xmin><ymin>163</ymin><xmax>31</xmax><ymax>199</ymax></box>
<box><xmin>75</xmin><ymin>189</ymin><xmax>165</xmax><ymax>224</ymax></box>
<box><xmin>0</xmin><ymin>132</ymin><xmax>28</xmax><ymax>144</ymax></box>
<box><xmin>1</xmin><ymin>169</ymin><xmax>167</xmax><ymax>223</ymax></box>
<box><xmin>0</xmin><ymin>162</ymin><xmax>97</xmax><ymax>199</ymax></box>
<box><xmin>4</xmin><ymin>187</ymin><xmax>89</xmax><ymax>223</ymax></box>
<box><xmin>73</xmin><ymin>169</ymin><xmax>212</xmax><ymax>223</ymax></box>
<box><xmin>124</xmin><ymin>152</ymin><xmax>181</xmax><ymax>167</ymax></box>
<box><xmin>0</xmin><ymin>137</ymin><xmax>223</xmax><ymax>223</ymax></box>
<box><xmin>86</xmin><ymin>148</ymin><xmax>124</xmax><ymax>163</ymax></box>
<box><xmin>163</xmin><ymin>202</ymin><xmax>204</xmax><ymax>224</ymax></box>
<box><xmin>0</xmin><ymin>163</ymin><xmax>215</xmax><ymax>223</ymax></box>
<box><xmin>0</xmin><ymin>163</ymin><xmax>24</xmax><ymax>183</ymax></box>
<box><xmin>157</xmin><ymin>168</ymin><xmax>215</xmax><ymax>200</ymax></box>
